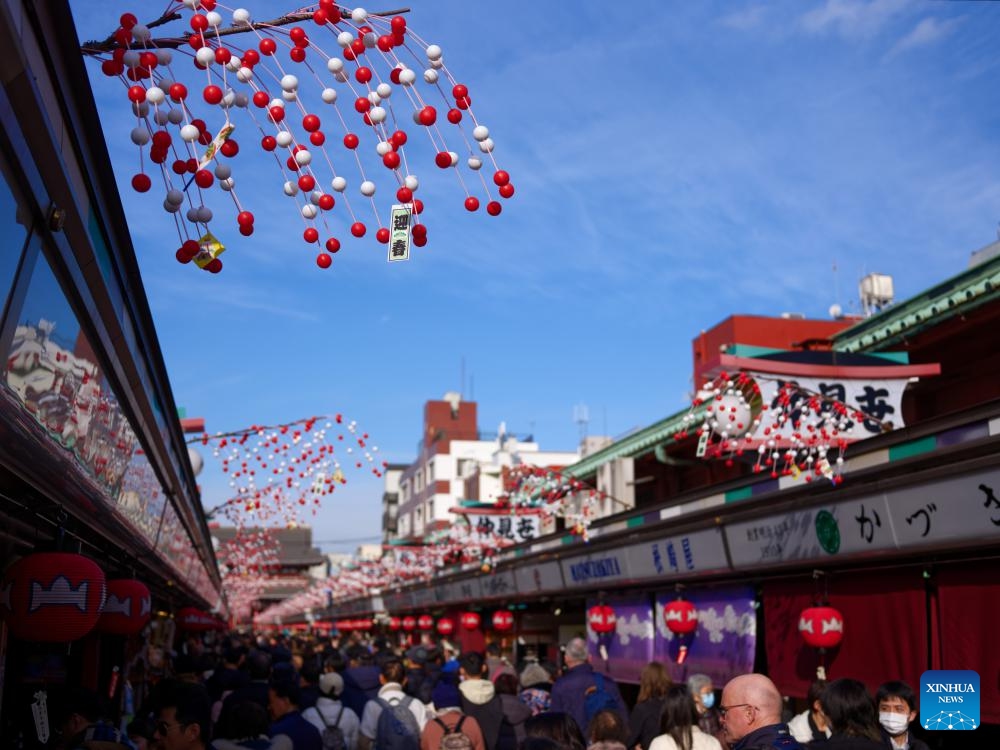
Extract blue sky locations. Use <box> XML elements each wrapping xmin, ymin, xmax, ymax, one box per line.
<box><xmin>73</xmin><ymin>1</ymin><xmax>1000</xmax><ymax>552</ymax></box>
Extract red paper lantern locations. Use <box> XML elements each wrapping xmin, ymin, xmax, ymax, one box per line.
<box><xmin>388</xmin><ymin>616</ymin><xmax>401</xmax><ymax>631</ymax></box>
<box><xmin>356</xmin><ymin>618</ymin><xmax>372</xmax><ymax>630</ymax></box>
<box><xmin>436</xmin><ymin>617</ymin><xmax>455</xmax><ymax>636</ymax></box>
<box><xmin>798</xmin><ymin>606</ymin><xmax>844</xmax><ymax>649</ymax></box>
<box><xmin>177</xmin><ymin>606</ymin><xmax>216</xmax><ymax>632</ymax></box>
<box><xmin>663</xmin><ymin>599</ymin><xmax>698</xmax><ymax>635</ymax></box>
<box><xmin>97</xmin><ymin>579</ymin><xmax>151</xmax><ymax>635</ymax></box>
<box><xmin>492</xmin><ymin>610</ymin><xmax>514</xmax><ymax>632</ymax></box>
<box><xmin>401</xmin><ymin>615</ymin><xmax>417</xmax><ymax>631</ymax></box>
<box><xmin>460</xmin><ymin>611</ymin><xmax>481</xmax><ymax>630</ymax></box>
<box><xmin>417</xmin><ymin>614</ymin><xmax>434</xmax><ymax>631</ymax></box>
<box><xmin>587</xmin><ymin>604</ymin><xmax>617</xmax><ymax>635</ymax></box>
<box><xmin>0</xmin><ymin>552</ymin><xmax>106</xmax><ymax>642</ymax></box>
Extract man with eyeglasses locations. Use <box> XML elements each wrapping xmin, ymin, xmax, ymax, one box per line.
<box><xmin>151</xmin><ymin>679</ymin><xmax>212</xmax><ymax>750</ymax></box>
<box><xmin>719</xmin><ymin>674</ymin><xmax>805</xmax><ymax>750</ymax></box>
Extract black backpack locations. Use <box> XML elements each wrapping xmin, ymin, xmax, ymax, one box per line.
<box><xmin>434</xmin><ymin>715</ymin><xmax>474</xmax><ymax>750</ymax></box>
<box><xmin>318</xmin><ymin>704</ymin><xmax>347</xmax><ymax>750</ymax></box>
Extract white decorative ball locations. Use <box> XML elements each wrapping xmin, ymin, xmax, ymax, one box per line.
<box><xmin>195</xmin><ymin>47</ymin><xmax>215</xmax><ymax>66</ymax></box>
<box><xmin>167</xmin><ymin>108</ymin><xmax>184</xmax><ymax>125</ymax></box>
<box><xmin>180</xmin><ymin>124</ymin><xmax>200</xmax><ymax>142</ymax></box>
<box><xmin>363</xmin><ymin>32</ymin><xmax>376</xmax><ymax>48</ymax></box>
<box><xmin>130</xmin><ymin>127</ymin><xmax>150</xmax><ymax>146</ymax></box>
<box><xmin>156</xmin><ymin>50</ymin><xmax>172</xmax><ymax>65</ymax></box>
<box><xmin>206</xmin><ymin>11</ymin><xmax>223</xmax><ymax>27</ymax></box>
<box><xmin>425</xmin><ymin>44</ymin><xmax>442</xmax><ymax>61</ymax></box>
<box><xmin>214</xmin><ymin>164</ymin><xmax>232</xmax><ymax>180</ymax></box>
<box><xmin>234</xmin><ymin>92</ymin><xmax>249</xmax><ymax>108</ymax></box>
<box><xmin>331</xmin><ymin>176</ymin><xmax>347</xmax><ymax>192</ymax></box>
<box><xmin>186</xmin><ymin>207</ymin><xmax>200</xmax><ymax>222</ymax></box>
<box><xmin>337</xmin><ymin>31</ymin><xmax>354</xmax><ymax>48</ymax></box>
<box><xmin>368</xmin><ymin>106</ymin><xmax>387</xmax><ymax>123</ymax></box>
<box><xmin>237</xmin><ymin>67</ymin><xmax>254</xmax><ymax>83</ymax></box>
<box><xmin>197</xmin><ymin>206</ymin><xmax>213</xmax><ymax>223</ymax></box>
<box><xmin>283</xmin><ymin>181</ymin><xmax>299</xmax><ymax>196</ymax></box>
<box><xmin>233</xmin><ymin>8</ymin><xmax>251</xmax><ymax>24</ymax></box>
<box><xmin>166</xmin><ymin>189</ymin><xmax>184</xmax><ymax>206</ymax></box>
<box><xmin>351</xmin><ymin>7</ymin><xmax>368</xmax><ymax>22</ymax></box>
<box><xmin>448</xmin><ymin>151</ymin><xmax>459</xmax><ymax>166</ymax></box>
<box><xmin>368</xmin><ymin>91</ymin><xmax>381</xmax><ymax>105</ymax></box>
<box><xmin>375</xmin><ymin>141</ymin><xmax>393</xmax><ymax>156</ymax></box>
<box><xmin>327</xmin><ymin>57</ymin><xmax>344</xmax><ymax>74</ymax></box>
<box><xmin>281</xmin><ymin>74</ymin><xmax>299</xmax><ymax>92</ymax></box>
<box><xmin>163</xmin><ymin>199</ymin><xmax>180</xmax><ymax>213</ymax></box>
<box><xmin>398</xmin><ymin>68</ymin><xmax>416</xmax><ymax>85</ymax></box>
<box><xmin>404</xmin><ymin>174</ymin><xmax>419</xmax><ymax>190</ymax></box>
<box><xmin>217</xmin><ymin>178</ymin><xmax>232</xmax><ymax>191</ymax></box>
<box><xmin>269</xmin><ymin>98</ymin><xmax>284</xmax><ymax>110</ymax></box>
<box><xmin>310</xmin><ymin>190</ymin><xmax>323</xmax><ymax>205</ymax></box>
<box><xmin>376</xmin><ymin>83</ymin><xmax>392</xmax><ymax>98</ymax></box>
<box><xmin>295</xmin><ymin>149</ymin><xmax>312</xmax><ymax>166</ymax></box>
<box><xmin>281</xmin><ymin>90</ymin><xmax>297</xmax><ymax>102</ymax></box>
<box><xmin>221</xmin><ymin>89</ymin><xmax>236</xmax><ymax>108</ymax></box>
<box><xmin>122</xmin><ymin>50</ymin><xmax>140</xmax><ymax>68</ymax></box>
<box><xmin>226</xmin><ymin>58</ymin><xmax>242</xmax><ymax>73</ymax></box>
<box><xmin>182</xmin><ymin>0</ymin><xmax>197</xmax><ymax>8</ymax></box>
<box><xmin>468</xmin><ymin>157</ymin><xmax>483</xmax><ymax>170</ymax></box>
<box><xmin>429</xmin><ymin>58</ymin><xmax>444</xmax><ymax>70</ymax></box>
<box><xmin>360</xmin><ymin>180</ymin><xmax>376</xmax><ymax>197</ymax></box>
<box><xmin>132</xmin><ymin>25</ymin><xmax>151</xmax><ymax>42</ymax></box>
<box><xmin>275</xmin><ymin>131</ymin><xmax>293</xmax><ymax>148</ymax></box>
<box><xmin>478</xmin><ymin>138</ymin><xmax>495</xmax><ymax>153</ymax></box>
<box><xmin>321</xmin><ymin>88</ymin><xmax>338</xmax><ymax>103</ymax></box>
<box><xmin>472</xmin><ymin>125</ymin><xmax>489</xmax><ymax>141</ymax></box>
<box><xmin>423</xmin><ymin>69</ymin><xmax>439</xmax><ymax>84</ymax></box>
<box><xmin>301</xmin><ymin>204</ymin><xmax>318</xmax><ymax>219</ymax></box>
<box><xmin>153</xmin><ymin>110</ymin><xmax>169</xmax><ymax>126</ymax></box>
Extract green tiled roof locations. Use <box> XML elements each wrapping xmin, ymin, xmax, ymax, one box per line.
<box><xmin>833</xmin><ymin>252</ymin><xmax>1000</xmax><ymax>352</ymax></box>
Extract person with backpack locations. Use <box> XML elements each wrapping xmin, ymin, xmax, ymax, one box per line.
<box><xmin>302</xmin><ymin>673</ymin><xmax>361</xmax><ymax>750</ymax></box>
<box><xmin>358</xmin><ymin>659</ymin><xmax>428</xmax><ymax>750</ymax></box>
<box><xmin>550</xmin><ymin>638</ymin><xmax>629</xmax><ymax>736</ymax></box>
<box><xmin>457</xmin><ymin>652</ymin><xmax>516</xmax><ymax>750</ymax></box>
<box><xmin>421</xmin><ymin>678</ymin><xmax>486</xmax><ymax>750</ymax></box>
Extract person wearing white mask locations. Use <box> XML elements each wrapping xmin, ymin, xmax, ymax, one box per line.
<box><xmin>874</xmin><ymin>682</ymin><xmax>928</xmax><ymax>750</ymax></box>
<box><xmin>687</xmin><ymin>674</ymin><xmax>722</xmax><ymax>744</ymax></box>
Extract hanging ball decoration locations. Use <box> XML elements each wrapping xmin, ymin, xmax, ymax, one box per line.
<box><xmin>663</xmin><ymin>599</ymin><xmax>698</xmax><ymax>635</ymax></box>
<box><xmin>97</xmin><ymin>579</ymin><xmax>151</xmax><ymax>636</ymax></box>
<box><xmin>401</xmin><ymin>615</ymin><xmax>417</xmax><ymax>631</ymax></box>
<box><xmin>388</xmin><ymin>616</ymin><xmax>402</xmax><ymax>631</ymax></box>
<box><xmin>798</xmin><ymin>606</ymin><xmax>844</xmax><ymax>649</ymax></box>
<box><xmin>460</xmin><ymin>611</ymin><xmax>481</xmax><ymax>630</ymax></box>
<box><xmin>587</xmin><ymin>604</ymin><xmax>617</xmax><ymax>635</ymax></box>
<box><xmin>492</xmin><ymin>609</ymin><xmax>514</xmax><ymax>632</ymax></box>
<box><xmin>417</xmin><ymin>614</ymin><xmax>434</xmax><ymax>631</ymax></box>
<box><xmin>316</xmin><ymin>253</ymin><xmax>332</xmax><ymax>269</ymax></box>
<box><xmin>436</xmin><ymin>617</ymin><xmax>455</xmax><ymax>636</ymax></box>
<box><xmin>0</xmin><ymin>552</ymin><xmax>107</xmax><ymax>642</ymax></box>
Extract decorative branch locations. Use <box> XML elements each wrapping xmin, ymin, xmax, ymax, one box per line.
<box><xmin>81</xmin><ymin>7</ymin><xmax>411</xmax><ymax>56</ymax></box>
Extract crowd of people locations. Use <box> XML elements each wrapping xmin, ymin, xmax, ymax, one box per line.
<box><xmin>53</xmin><ymin>631</ymin><xmax>932</xmax><ymax>750</ymax></box>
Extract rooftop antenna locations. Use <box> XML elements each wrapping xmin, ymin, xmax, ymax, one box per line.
<box><xmin>573</xmin><ymin>403</ymin><xmax>590</xmax><ymax>442</ymax></box>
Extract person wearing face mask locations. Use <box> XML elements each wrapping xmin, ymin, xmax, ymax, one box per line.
<box><xmin>687</xmin><ymin>674</ymin><xmax>723</xmax><ymax>745</ymax></box>
<box><xmin>874</xmin><ymin>682</ymin><xmax>928</xmax><ymax>750</ymax></box>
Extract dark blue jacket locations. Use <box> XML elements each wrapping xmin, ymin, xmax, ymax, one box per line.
<box><xmin>735</xmin><ymin>723</ymin><xmax>806</xmax><ymax>750</ymax></box>
<box><xmin>269</xmin><ymin>710</ymin><xmax>322</xmax><ymax>750</ymax></box>
<box><xmin>341</xmin><ymin>665</ymin><xmax>381</xmax><ymax>718</ymax></box>
<box><xmin>549</xmin><ymin>663</ymin><xmax>628</xmax><ymax>735</ymax></box>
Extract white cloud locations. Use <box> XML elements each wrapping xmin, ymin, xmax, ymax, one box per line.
<box><xmin>721</xmin><ymin>5</ymin><xmax>768</xmax><ymax>30</ymax></box>
<box><xmin>800</xmin><ymin>0</ymin><xmax>911</xmax><ymax>39</ymax></box>
<box><xmin>886</xmin><ymin>16</ymin><xmax>960</xmax><ymax>58</ymax></box>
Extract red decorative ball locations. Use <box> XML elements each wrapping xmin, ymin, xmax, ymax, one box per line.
<box><xmin>260</xmin><ymin>38</ymin><xmax>277</xmax><ymax>55</ymax></box>
<box><xmin>303</xmin><ymin>227</ymin><xmax>319</xmax><ymax>243</ymax></box>
<box><xmin>326</xmin><ymin>237</ymin><xmax>341</xmax><ymax>253</ymax></box>
<box><xmin>310</xmin><ymin>131</ymin><xmax>326</xmax><ymax>146</ymax></box>
<box><xmin>290</xmin><ymin>47</ymin><xmax>306</xmax><ymax>63</ymax></box>
<box><xmin>350</xmin><ymin>222</ymin><xmax>366</xmax><ymax>238</ymax></box>
<box><xmin>269</xmin><ymin>106</ymin><xmax>285</xmax><ymax>123</ymax></box>
<box><xmin>176</xmin><ymin>248</ymin><xmax>192</xmax><ymax>263</ymax></box>
<box><xmin>376</xmin><ymin>227</ymin><xmax>390</xmax><ymax>243</ymax></box>
<box><xmin>435</xmin><ymin>152</ymin><xmax>452</xmax><ymax>169</ymax></box>
<box><xmin>189</xmin><ymin>33</ymin><xmax>205</xmax><ymax>50</ymax></box>
<box><xmin>140</xmin><ymin>52</ymin><xmax>158</xmax><ymax>71</ymax></box>
<box><xmin>239</xmin><ymin>224</ymin><xmax>254</xmax><ymax>237</ymax></box>
<box><xmin>493</xmin><ymin>170</ymin><xmax>510</xmax><ymax>186</ymax></box>
<box><xmin>418</xmin><ymin>106</ymin><xmax>437</xmax><ymax>126</ymax></box>
<box><xmin>390</xmin><ymin>16</ymin><xmax>406</xmax><ymax>33</ymax></box>
<box><xmin>318</xmin><ymin>194</ymin><xmax>335</xmax><ymax>211</ymax></box>
<box><xmin>194</xmin><ymin>170</ymin><xmax>214</xmax><ymax>188</ymax></box>
<box><xmin>388</xmin><ymin>616</ymin><xmax>402</xmax><ymax>631</ymax></box>
<box><xmin>286</xmin><ymin>156</ymin><xmax>300</xmax><ymax>172</ymax></box>
<box><xmin>452</xmin><ymin>84</ymin><xmax>469</xmax><ymax>99</ymax></box>
<box><xmin>413</xmin><ymin>235</ymin><xmax>427</xmax><ymax>248</ymax></box>
<box><xmin>131</xmin><ymin>173</ymin><xmax>151</xmax><ymax>193</ymax></box>
<box><xmin>185</xmin><ymin>157</ymin><xmax>199</xmax><ymax>173</ymax></box>
<box><xmin>383</xmin><ymin>152</ymin><xmax>400</xmax><ymax>169</ymax></box>
<box><xmin>119</xmin><ymin>13</ymin><xmax>138</xmax><ymax>29</ymax></box>
<box><xmin>460</xmin><ymin>612</ymin><xmax>481</xmax><ymax>630</ymax></box>
<box><xmin>401</xmin><ymin>615</ymin><xmax>416</xmax><ymax>631</ymax></box>
<box><xmin>171</xmin><ymin>159</ymin><xmax>187</xmax><ymax>175</ymax></box>
<box><xmin>343</xmin><ymin>45</ymin><xmax>357</xmax><ymax>61</ymax></box>
<box><xmin>302</xmin><ymin>114</ymin><xmax>321</xmax><ymax>132</ymax></box>
<box><xmin>486</xmin><ymin>201</ymin><xmax>502</xmax><ymax>216</ymax></box>
<box><xmin>343</xmin><ymin>133</ymin><xmax>359</xmax><ymax>149</ymax></box>
<box><xmin>391</xmin><ymin>130</ymin><xmax>408</xmax><ymax>147</ymax></box>
<box><xmin>289</xmin><ymin>26</ymin><xmax>307</xmax><ymax>44</ymax></box>
<box><xmin>242</xmin><ymin>49</ymin><xmax>260</xmax><ymax>67</ymax></box>
<box><xmin>377</xmin><ymin>35</ymin><xmax>394</xmax><ymax>52</ymax></box>
<box><xmin>464</xmin><ymin>196</ymin><xmax>479</xmax><ymax>212</ymax></box>
<box><xmin>313</xmin><ymin>8</ymin><xmax>328</xmax><ymax>25</ymax></box>
<box><xmin>298</xmin><ymin>175</ymin><xmax>316</xmax><ymax>192</ymax></box>
<box><xmin>316</xmin><ymin>253</ymin><xmax>332</xmax><ymax>268</ymax></box>
<box><xmin>261</xmin><ymin>135</ymin><xmax>277</xmax><ymax>151</ymax></box>
<box><xmin>663</xmin><ymin>599</ymin><xmax>698</xmax><ymax>635</ymax></box>
<box><xmin>447</xmin><ymin>109</ymin><xmax>462</xmax><ymax>124</ymax></box>
<box><xmin>101</xmin><ymin>59</ymin><xmax>124</xmax><ymax>77</ymax></box>
<box><xmin>587</xmin><ymin>604</ymin><xmax>617</xmax><ymax>635</ymax></box>
<box><xmin>190</xmin><ymin>14</ymin><xmax>209</xmax><ymax>32</ymax></box>
<box><xmin>237</xmin><ymin>211</ymin><xmax>255</xmax><ymax>227</ymax></box>
<box><xmin>354</xmin><ymin>96</ymin><xmax>371</xmax><ymax>113</ymax></box>
<box><xmin>355</xmin><ymin>66</ymin><xmax>373</xmax><ymax>83</ymax></box>
<box><xmin>97</xmin><ymin>579</ymin><xmax>151</xmax><ymax>636</ymax></box>
<box><xmin>181</xmin><ymin>239</ymin><xmax>200</xmax><ymax>258</ymax></box>
<box><xmin>351</xmin><ymin>38</ymin><xmax>365</xmax><ymax>56</ymax></box>
<box><xmin>396</xmin><ymin>187</ymin><xmax>413</xmax><ymax>203</ymax></box>
<box><xmin>252</xmin><ymin>91</ymin><xmax>269</xmax><ymax>108</ymax></box>
<box><xmin>127</xmin><ymin>85</ymin><xmax>146</xmax><ymax>103</ymax></box>
<box><xmin>412</xmin><ymin>199</ymin><xmax>424</xmax><ymax>215</ymax></box>
<box><xmin>219</xmin><ymin>139</ymin><xmax>239</xmax><ymax>157</ymax></box>
<box><xmin>215</xmin><ymin>47</ymin><xmax>232</xmax><ymax>65</ymax></box>
<box><xmin>492</xmin><ymin>610</ymin><xmax>514</xmax><ymax>632</ymax></box>
<box><xmin>499</xmin><ymin>183</ymin><xmax>515</xmax><ymax>199</ymax></box>
<box><xmin>206</xmin><ymin>258</ymin><xmax>223</xmax><ymax>273</ymax></box>
<box><xmin>436</xmin><ymin>618</ymin><xmax>455</xmax><ymax>636</ymax></box>
<box><xmin>149</xmin><ymin>148</ymin><xmax>167</xmax><ymax>165</ymax></box>
<box><xmin>798</xmin><ymin>606</ymin><xmax>844</xmax><ymax>649</ymax></box>
<box><xmin>417</xmin><ymin>614</ymin><xmax>434</xmax><ymax>631</ymax></box>
<box><xmin>0</xmin><ymin>553</ymin><xmax>106</xmax><ymax>642</ymax></box>
<box><xmin>389</xmin><ymin>67</ymin><xmax>402</xmax><ymax>84</ymax></box>
<box><xmin>456</xmin><ymin>96</ymin><xmax>472</xmax><ymax>110</ymax></box>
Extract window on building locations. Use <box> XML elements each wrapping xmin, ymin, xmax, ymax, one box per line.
<box><xmin>428</xmin><ymin>461</ymin><xmax>434</xmax><ymax>481</ymax></box>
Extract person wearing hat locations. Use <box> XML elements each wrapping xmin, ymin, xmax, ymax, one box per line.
<box><xmin>302</xmin><ymin>672</ymin><xmax>361</xmax><ymax>750</ymax></box>
<box><xmin>518</xmin><ymin>664</ymin><xmax>553</xmax><ymax>717</ymax></box>
<box><xmin>422</xmin><ymin>677</ymin><xmax>486</xmax><ymax>750</ymax></box>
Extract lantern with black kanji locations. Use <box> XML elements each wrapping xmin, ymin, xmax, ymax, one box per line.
<box><xmin>663</xmin><ymin>598</ymin><xmax>698</xmax><ymax>664</ymax></box>
<box><xmin>0</xmin><ymin>552</ymin><xmax>107</xmax><ymax>642</ymax></box>
<box><xmin>460</xmin><ymin>611</ymin><xmax>481</xmax><ymax>630</ymax></box>
<box><xmin>798</xmin><ymin>606</ymin><xmax>844</xmax><ymax>649</ymax></box>
<box><xmin>492</xmin><ymin>609</ymin><xmax>514</xmax><ymax>632</ymax></box>
<box><xmin>417</xmin><ymin>614</ymin><xmax>434</xmax><ymax>631</ymax></box>
<box><xmin>177</xmin><ymin>606</ymin><xmax>216</xmax><ymax>632</ymax></box>
<box><xmin>401</xmin><ymin>615</ymin><xmax>417</xmax><ymax>632</ymax></box>
<box><xmin>437</xmin><ymin>617</ymin><xmax>455</xmax><ymax>636</ymax></box>
<box><xmin>388</xmin><ymin>616</ymin><xmax>401</xmax><ymax>631</ymax></box>
<box><xmin>97</xmin><ymin>578</ymin><xmax>151</xmax><ymax>636</ymax></box>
